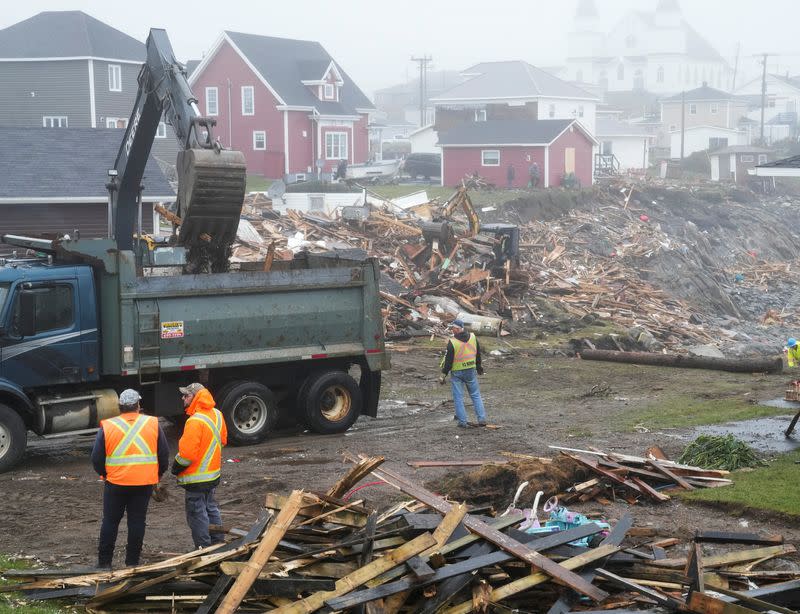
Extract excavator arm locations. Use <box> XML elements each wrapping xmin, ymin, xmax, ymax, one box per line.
<box><xmin>441</xmin><ymin>185</ymin><xmax>481</xmax><ymax>238</ymax></box>
<box><xmin>109</xmin><ymin>28</ymin><xmax>246</xmax><ymax>255</ymax></box>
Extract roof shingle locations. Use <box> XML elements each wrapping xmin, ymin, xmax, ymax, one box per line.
<box><xmin>437</xmin><ymin>119</ymin><xmax>580</xmax><ymax>146</ymax></box>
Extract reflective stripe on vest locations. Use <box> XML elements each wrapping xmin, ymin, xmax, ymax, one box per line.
<box><xmin>790</xmin><ymin>347</ymin><xmax>800</xmax><ymax>367</ymax></box>
<box><xmin>451</xmin><ymin>333</ymin><xmax>477</xmax><ymax>371</ymax></box>
<box><xmin>105</xmin><ymin>415</ymin><xmax>157</xmax><ymax>466</ymax></box>
<box><xmin>177</xmin><ymin>411</ymin><xmax>223</xmax><ymax>485</ymax></box>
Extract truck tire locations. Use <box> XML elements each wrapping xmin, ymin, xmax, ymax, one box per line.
<box><xmin>0</xmin><ymin>403</ymin><xmax>27</xmax><ymax>473</ymax></box>
<box><xmin>301</xmin><ymin>371</ymin><xmax>362</xmax><ymax>435</ymax></box>
<box><xmin>219</xmin><ymin>381</ymin><xmax>277</xmax><ymax>446</ymax></box>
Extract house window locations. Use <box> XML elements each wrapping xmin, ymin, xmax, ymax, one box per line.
<box><xmin>709</xmin><ymin>137</ymin><xmax>728</xmax><ymax>150</ymax></box>
<box><xmin>105</xmin><ymin>117</ymin><xmax>128</xmax><ymax>128</ymax></box>
<box><xmin>548</xmin><ymin>104</ymin><xmax>556</xmax><ymax>118</ymax></box>
<box><xmin>578</xmin><ymin>105</ymin><xmax>584</xmax><ymax>118</ymax></box>
<box><xmin>253</xmin><ymin>131</ymin><xmax>266</xmax><ymax>150</ymax></box>
<box><xmin>657</xmin><ymin>66</ymin><xmax>664</xmax><ymax>83</ymax></box>
<box><xmin>669</xmin><ymin>124</ymin><xmax>677</xmax><ymax>131</ymax></box>
<box><xmin>689</xmin><ymin>103</ymin><xmax>697</xmax><ymax>115</ymax></box>
<box><xmin>156</xmin><ymin>122</ymin><xmax>167</xmax><ymax>138</ymax></box>
<box><xmin>474</xmin><ymin>109</ymin><xmax>487</xmax><ymax>122</ymax></box>
<box><xmin>42</xmin><ymin>115</ymin><xmax>68</xmax><ymax>127</ymax></box>
<box><xmin>108</xmin><ymin>64</ymin><xmax>121</xmax><ymax>91</ymax></box>
<box><xmin>206</xmin><ymin>87</ymin><xmax>219</xmax><ymax>116</ymax></box>
<box><xmin>767</xmin><ymin>95</ymin><xmax>776</xmax><ymax>108</ymax></box>
<box><xmin>758</xmin><ymin>154</ymin><xmax>768</xmax><ymax>164</ymax></box>
<box><xmin>599</xmin><ymin>70</ymin><xmax>608</xmax><ymax>89</ymax></box>
<box><xmin>617</xmin><ymin>64</ymin><xmax>625</xmax><ymax>80</ymax></box>
<box><xmin>740</xmin><ymin>154</ymin><xmax>754</xmax><ymax>163</ymax></box>
<box><xmin>633</xmin><ymin>69</ymin><xmax>644</xmax><ymax>90</ymax></box>
<box><xmin>481</xmin><ymin>150</ymin><xmax>500</xmax><ymax>166</ymax></box>
<box><xmin>710</xmin><ymin>103</ymin><xmax>719</xmax><ymax>115</ymax></box>
<box><xmin>325</xmin><ymin>131</ymin><xmax>348</xmax><ymax>159</ymax></box>
<box><xmin>242</xmin><ymin>86</ymin><xmax>255</xmax><ymax>115</ymax></box>
<box><xmin>602</xmin><ymin>141</ymin><xmax>613</xmax><ymax>155</ymax></box>
<box><xmin>323</xmin><ymin>83</ymin><xmax>334</xmax><ymax>99</ymax></box>
<box><xmin>310</xmin><ymin>195</ymin><xmax>324</xmax><ymax>211</ymax></box>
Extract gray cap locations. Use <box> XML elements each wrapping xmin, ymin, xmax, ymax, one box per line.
<box><xmin>119</xmin><ymin>389</ymin><xmax>142</xmax><ymax>407</ymax></box>
<box><xmin>179</xmin><ymin>382</ymin><xmax>205</xmax><ymax>397</ymax></box>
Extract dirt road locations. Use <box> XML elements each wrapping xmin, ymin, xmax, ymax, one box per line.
<box><xmin>2</xmin><ymin>348</ymin><xmax>799</xmax><ymax>567</ymax></box>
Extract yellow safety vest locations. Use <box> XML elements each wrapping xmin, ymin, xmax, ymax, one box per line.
<box><xmin>788</xmin><ymin>346</ymin><xmax>800</xmax><ymax>368</ymax></box>
<box><xmin>451</xmin><ymin>333</ymin><xmax>478</xmax><ymax>371</ymax></box>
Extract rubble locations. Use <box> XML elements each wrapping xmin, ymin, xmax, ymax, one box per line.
<box><xmin>6</xmin><ymin>454</ymin><xmax>799</xmax><ymax>613</ymax></box>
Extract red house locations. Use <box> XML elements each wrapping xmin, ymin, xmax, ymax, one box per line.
<box><xmin>189</xmin><ymin>31</ymin><xmax>374</xmax><ymax>181</ymax></box>
<box><xmin>437</xmin><ymin>119</ymin><xmax>597</xmax><ymax>188</ymax></box>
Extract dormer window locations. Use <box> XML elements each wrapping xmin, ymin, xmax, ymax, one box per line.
<box><xmin>324</xmin><ymin>83</ymin><xmax>335</xmax><ymax>99</ymax></box>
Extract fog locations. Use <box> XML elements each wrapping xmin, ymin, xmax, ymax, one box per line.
<box><xmin>1</xmin><ymin>0</ymin><xmax>798</xmax><ymax>96</ymax></box>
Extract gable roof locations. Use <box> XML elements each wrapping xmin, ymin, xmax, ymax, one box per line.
<box><xmin>0</xmin><ymin>11</ymin><xmax>144</xmax><ymax>61</ymax></box>
<box><xmin>437</xmin><ymin>119</ymin><xmax>597</xmax><ymax>146</ymax></box>
<box><xmin>0</xmin><ymin>128</ymin><xmax>173</xmax><ymax>201</ymax></box>
<box><xmin>710</xmin><ymin>145</ymin><xmax>771</xmax><ymax>155</ymax></box>
<box><xmin>432</xmin><ymin>61</ymin><xmax>599</xmax><ymax>102</ymax></box>
<box><xmin>596</xmin><ymin>118</ymin><xmax>653</xmax><ymax>138</ymax></box>
<box><xmin>770</xmin><ymin>74</ymin><xmax>800</xmax><ymax>92</ymax></box>
<box><xmin>757</xmin><ymin>154</ymin><xmax>800</xmax><ymax>169</ymax></box>
<box><xmin>193</xmin><ymin>31</ymin><xmax>373</xmax><ymax>115</ymax></box>
<box><xmin>663</xmin><ymin>84</ymin><xmax>733</xmax><ymax>102</ymax></box>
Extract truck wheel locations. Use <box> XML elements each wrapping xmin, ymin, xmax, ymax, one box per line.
<box><xmin>219</xmin><ymin>382</ymin><xmax>277</xmax><ymax>446</ymax></box>
<box><xmin>302</xmin><ymin>371</ymin><xmax>362</xmax><ymax>434</ymax></box>
<box><xmin>0</xmin><ymin>403</ymin><xmax>27</xmax><ymax>473</ymax></box>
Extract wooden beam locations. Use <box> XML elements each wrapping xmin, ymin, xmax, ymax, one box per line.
<box><xmin>704</xmin><ymin>583</ymin><xmax>799</xmax><ymax>614</ymax></box>
<box><xmin>648</xmin><ymin>459</ymin><xmax>695</xmax><ymax>490</ymax></box>
<box><xmin>687</xmin><ymin>591</ymin><xmax>761</xmax><ymax>614</ymax></box>
<box><xmin>327</xmin><ymin>456</ymin><xmax>385</xmax><ymax>499</ymax></box>
<box><xmin>694</xmin><ymin>531</ymin><xmax>783</xmax><ymax>546</ymax></box>
<box><xmin>216</xmin><ymin>489</ymin><xmax>305</xmax><ymax>614</ymax></box>
<box><xmin>651</xmin><ymin>544</ymin><xmax>796</xmax><ymax>569</ymax></box>
<box><xmin>355</xmin><ymin>459</ymin><xmax>608</xmax><ymax>601</ymax></box>
<box><xmin>594</xmin><ymin>569</ymin><xmax>684</xmax><ymax>610</ymax></box>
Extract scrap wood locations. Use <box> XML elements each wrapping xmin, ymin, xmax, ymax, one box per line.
<box><xmin>687</xmin><ymin>590</ymin><xmax>762</xmax><ymax>614</ymax></box>
<box><xmin>327</xmin><ymin>455</ymin><xmax>385</xmax><ymax>499</ymax></box>
<box><xmin>650</xmin><ymin>544</ymin><xmax>796</xmax><ymax>569</ymax></box>
<box><xmin>703</xmin><ymin>583</ymin><xmax>800</xmax><ymax>614</ymax></box>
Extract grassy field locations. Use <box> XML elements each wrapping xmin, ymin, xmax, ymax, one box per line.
<box><xmin>246</xmin><ymin>175</ymin><xmax>272</xmax><ymax>192</ymax></box>
<box><xmin>616</xmin><ymin>396</ymin><xmax>793</xmax><ymax>430</ymax></box>
<box><xmin>680</xmin><ymin>449</ymin><xmax>800</xmax><ymax>516</ymax></box>
<box><xmin>0</xmin><ymin>555</ymin><xmax>72</xmax><ymax>614</ymax></box>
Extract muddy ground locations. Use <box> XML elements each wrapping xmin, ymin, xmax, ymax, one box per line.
<box><xmin>2</xmin><ymin>347</ymin><xmax>800</xmax><ymax>567</ymax></box>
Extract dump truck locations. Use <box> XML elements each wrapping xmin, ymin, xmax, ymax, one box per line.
<box><xmin>0</xmin><ymin>29</ymin><xmax>387</xmax><ymax>472</ymax></box>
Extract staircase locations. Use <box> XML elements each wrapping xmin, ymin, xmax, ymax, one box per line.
<box><xmin>594</xmin><ymin>153</ymin><xmax>621</xmax><ymax>178</ymax></box>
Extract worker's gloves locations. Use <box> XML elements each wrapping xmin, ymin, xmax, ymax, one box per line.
<box><xmin>438</xmin><ymin>375</ymin><xmax>446</xmax><ymax>385</ymax></box>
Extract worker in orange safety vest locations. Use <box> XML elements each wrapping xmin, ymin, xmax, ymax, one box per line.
<box><xmin>439</xmin><ymin>319</ymin><xmax>488</xmax><ymax>428</ymax></box>
<box><xmin>92</xmin><ymin>388</ymin><xmax>168</xmax><ymax>569</ymax></box>
<box><xmin>171</xmin><ymin>383</ymin><xmax>228</xmax><ymax>548</ymax></box>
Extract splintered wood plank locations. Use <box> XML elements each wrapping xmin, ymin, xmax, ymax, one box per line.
<box><xmin>687</xmin><ymin>591</ymin><xmax>761</xmax><ymax>614</ymax></box>
<box><xmin>270</xmin><ymin>531</ymin><xmax>437</xmax><ymax>614</ymax></box>
<box><xmin>354</xmin><ymin>458</ymin><xmax>608</xmax><ymax>602</ymax></box>
<box><xmin>694</xmin><ymin>531</ymin><xmax>783</xmax><ymax>546</ymax></box>
<box><xmin>216</xmin><ymin>489</ymin><xmax>305</xmax><ymax>614</ymax></box>
<box><xmin>327</xmin><ymin>456</ymin><xmax>385</xmax><ymax>499</ymax></box>
<box><xmin>651</xmin><ymin>544</ymin><xmax>796</xmax><ymax>569</ymax></box>
<box><xmin>648</xmin><ymin>459</ymin><xmax>695</xmax><ymax>490</ymax></box>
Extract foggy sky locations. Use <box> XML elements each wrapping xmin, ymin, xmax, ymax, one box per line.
<box><xmin>2</xmin><ymin>0</ymin><xmax>799</xmax><ymax>96</ymax></box>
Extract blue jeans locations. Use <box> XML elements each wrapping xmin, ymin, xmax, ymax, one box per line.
<box><xmin>184</xmin><ymin>487</ymin><xmax>223</xmax><ymax>548</ymax></box>
<box><xmin>450</xmin><ymin>368</ymin><xmax>487</xmax><ymax>425</ymax></box>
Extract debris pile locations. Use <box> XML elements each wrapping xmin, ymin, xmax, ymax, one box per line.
<box><xmin>5</xmin><ymin>455</ymin><xmax>799</xmax><ymax>613</ymax></box>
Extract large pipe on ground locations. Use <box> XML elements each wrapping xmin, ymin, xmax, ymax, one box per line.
<box><xmin>578</xmin><ymin>349</ymin><xmax>784</xmax><ymax>374</ymax></box>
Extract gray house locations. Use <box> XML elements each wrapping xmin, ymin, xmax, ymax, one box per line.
<box><xmin>0</xmin><ymin>10</ymin><xmax>178</xmax><ymax>162</ymax></box>
<box><xmin>0</xmin><ymin>127</ymin><xmax>174</xmax><ymax>253</ymax></box>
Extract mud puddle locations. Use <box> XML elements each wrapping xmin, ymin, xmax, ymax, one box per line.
<box><xmin>693</xmin><ymin>416</ymin><xmax>800</xmax><ymax>454</ymax></box>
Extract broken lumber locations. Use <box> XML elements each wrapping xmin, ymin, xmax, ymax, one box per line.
<box><xmin>578</xmin><ymin>349</ymin><xmax>783</xmax><ymax>374</ymax></box>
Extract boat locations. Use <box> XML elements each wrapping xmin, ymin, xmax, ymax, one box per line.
<box><xmin>344</xmin><ymin>159</ymin><xmax>402</xmax><ymax>183</ymax></box>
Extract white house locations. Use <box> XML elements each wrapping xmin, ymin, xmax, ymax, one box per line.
<box><xmin>735</xmin><ymin>74</ymin><xmax>800</xmax><ymax>140</ymax></box>
<box><xmin>565</xmin><ymin>0</ymin><xmax>733</xmax><ymax>95</ymax></box>
<box><xmin>409</xmin><ymin>124</ymin><xmax>439</xmax><ymax>154</ymax></box>
<box><xmin>595</xmin><ymin>118</ymin><xmax>654</xmax><ymax>170</ymax></box>
<box><xmin>669</xmin><ymin>125</ymin><xmax>748</xmax><ymax>159</ymax></box>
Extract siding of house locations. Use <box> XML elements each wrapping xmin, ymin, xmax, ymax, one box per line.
<box><xmin>669</xmin><ymin>127</ymin><xmax>747</xmax><ymax>158</ymax></box>
<box><xmin>537</xmin><ymin>98</ymin><xmax>597</xmax><ymax>134</ymax></box>
<box><xmin>441</xmin><ymin>146</ymin><xmax>547</xmax><ymax>188</ymax></box>
<box><xmin>0</xmin><ymin>202</ymin><xmax>154</xmax><ymax>253</ymax></box>
<box><xmin>661</xmin><ymin>100</ymin><xmax>749</xmax><ymax>132</ymax></box>
<box><xmin>434</xmin><ymin>103</ymin><xmax>538</xmax><ymax>132</ymax></box>
<box><xmin>287</xmin><ymin>111</ymin><xmax>313</xmax><ymax>175</ymax></box>
<box><xmin>320</xmin><ymin>124</ymin><xmax>354</xmax><ymax>172</ymax></box>
<box><xmin>598</xmin><ymin>135</ymin><xmax>650</xmax><ymax>170</ymax></box>
<box><xmin>354</xmin><ymin>113</ymin><xmax>369</xmax><ymax>162</ymax></box>
<box><xmin>192</xmin><ymin>41</ymin><xmax>286</xmax><ymax>178</ymax></box>
<box><xmin>0</xmin><ymin>60</ymin><xmax>90</xmax><ymax>127</ymax></box>
<box><xmin>92</xmin><ymin>59</ymin><xmax>139</xmax><ymax>125</ymax></box>
<box><xmin>548</xmin><ymin>125</ymin><xmax>594</xmax><ymax>187</ymax></box>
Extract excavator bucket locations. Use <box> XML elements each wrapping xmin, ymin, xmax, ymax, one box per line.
<box><xmin>176</xmin><ymin>148</ymin><xmax>247</xmax><ymax>247</ymax></box>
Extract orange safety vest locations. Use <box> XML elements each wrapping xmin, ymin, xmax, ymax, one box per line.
<box><xmin>175</xmin><ymin>389</ymin><xmax>227</xmax><ymax>486</ymax></box>
<box><xmin>450</xmin><ymin>333</ymin><xmax>478</xmax><ymax>371</ymax></box>
<box><xmin>102</xmin><ymin>413</ymin><xmax>159</xmax><ymax>486</ymax></box>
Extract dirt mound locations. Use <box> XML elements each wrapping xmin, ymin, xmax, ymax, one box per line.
<box><xmin>428</xmin><ymin>457</ymin><xmax>588</xmax><ymax>509</ymax></box>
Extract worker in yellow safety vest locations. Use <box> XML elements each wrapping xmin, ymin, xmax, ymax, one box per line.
<box><xmin>785</xmin><ymin>338</ymin><xmax>800</xmax><ymax>368</ymax></box>
<box><xmin>439</xmin><ymin>319</ymin><xmax>488</xmax><ymax>428</ymax></box>
<box><xmin>171</xmin><ymin>383</ymin><xmax>228</xmax><ymax>548</ymax></box>
<box><xmin>92</xmin><ymin>388</ymin><xmax>168</xmax><ymax>569</ymax></box>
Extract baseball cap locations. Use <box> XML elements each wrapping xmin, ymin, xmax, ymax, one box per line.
<box><xmin>450</xmin><ymin>319</ymin><xmax>465</xmax><ymax>329</ymax></box>
<box><xmin>119</xmin><ymin>389</ymin><xmax>142</xmax><ymax>406</ymax></box>
<box><xmin>179</xmin><ymin>382</ymin><xmax>205</xmax><ymax>397</ymax></box>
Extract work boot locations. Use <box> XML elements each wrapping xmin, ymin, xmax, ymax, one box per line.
<box><xmin>478</xmin><ymin>421</ymin><xmax>487</xmax><ymax>427</ymax></box>
<box><xmin>456</xmin><ymin>422</ymin><xmax>468</xmax><ymax>428</ymax></box>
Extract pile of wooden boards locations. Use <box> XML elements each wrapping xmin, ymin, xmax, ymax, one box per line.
<box><xmin>4</xmin><ymin>454</ymin><xmax>799</xmax><ymax>613</ymax></box>
<box><xmin>549</xmin><ymin>446</ymin><xmax>733</xmax><ymax>506</ymax></box>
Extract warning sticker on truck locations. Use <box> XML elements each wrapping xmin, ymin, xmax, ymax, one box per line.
<box><xmin>160</xmin><ymin>321</ymin><xmax>184</xmax><ymax>339</ymax></box>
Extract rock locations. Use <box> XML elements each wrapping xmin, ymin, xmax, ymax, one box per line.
<box><xmin>687</xmin><ymin>344</ymin><xmax>725</xmax><ymax>359</ymax></box>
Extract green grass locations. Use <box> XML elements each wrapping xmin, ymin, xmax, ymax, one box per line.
<box><xmin>680</xmin><ymin>450</ymin><xmax>800</xmax><ymax>516</ymax></box>
<box><xmin>617</xmin><ymin>396</ymin><xmax>793</xmax><ymax>430</ymax></box>
<box><xmin>0</xmin><ymin>556</ymin><xmax>73</xmax><ymax>614</ymax></box>
<box><xmin>246</xmin><ymin>174</ymin><xmax>272</xmax><ymax>192</ymax></box>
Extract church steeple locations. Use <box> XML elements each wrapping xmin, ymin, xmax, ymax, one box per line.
<box><xmin>656</xmin><ymin>0</ymin><xmax>681</xmax><ymax>13</ymax></box>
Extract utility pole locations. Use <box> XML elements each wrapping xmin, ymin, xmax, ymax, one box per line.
<box><xmin>411</xmin><ymin>55</ymin><xmax>432</xmax><ymax>127</ymax></box>
<box><xmin>731</xmin><ymin>42</ymin><xmax>740</xmax><ymax>91</ymax></box>
<box><xmin>680</xmin><ymin>90</ymin><xmax>685</xmax><ymax>160</ymax></box>
<box><xmin>759</xmin><ymin>53</ymin><xmax>768</xmax><ymax>145</ymax></box>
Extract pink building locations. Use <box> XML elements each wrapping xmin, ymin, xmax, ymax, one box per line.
<box><xmin>438</xmin><ymin>119</ymin><xmax>596</xmax><ymax>188</ymax></box>
<box><xmin>189</xmin><ymin>31</ymin><xmax>374</xmax><ymax>181</ymax></box>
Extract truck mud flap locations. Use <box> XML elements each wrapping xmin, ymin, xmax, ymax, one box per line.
<box><xmin>359</xmin><ymin>369</ymin><xmax>381</xmax><ymax>418</ymax></box>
